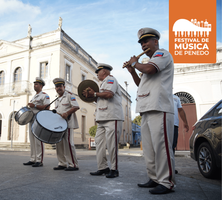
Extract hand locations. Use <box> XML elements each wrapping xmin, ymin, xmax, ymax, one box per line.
<box><xmin>61</xmin><ymin>112</ymin><xmax>68</xmax><ymax>119</ymax></box>
<box><xmin>125</xmin><ymin>64</ymin><xmax>135</xmax><ymax>74</ymax></box>
<box><xmin>123</xmin><ymin>61</ymin><xmax>136</xmax><ymax>74</ymax></box>
<box><xmin>184</xmin><ymin>124</ymin><xmax>189</xmax><ymax>132</ymax></box>
<box><xmin>129</xmin><ymin>56</ymin><xmax>138</xmax><ymax>65</ymax></box>
<box><xmin>82</xmin><ymin>87</ymin><xmax>95</xmax><ymax>98</ymax></box>
<box><xmin>28</xmin><ymin>103</ymin><xmax>35</xmax><ymax>108</ymax></box>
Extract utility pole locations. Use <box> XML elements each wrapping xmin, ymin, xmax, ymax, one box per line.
<box><xmin>124</xmin><ymin>81</ymin><xmax>129</xmax><ymax>143</ymax></box>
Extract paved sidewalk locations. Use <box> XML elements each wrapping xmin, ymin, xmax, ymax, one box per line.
<box><xmin>0</xmin><ymin>149</ymin><xmax>221</xmax><ymax>200</ymax></box>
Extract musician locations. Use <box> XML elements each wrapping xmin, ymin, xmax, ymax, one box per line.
<box><xmin>82</xmin><ymin>63</ymin><xmax>124</xmax><ymax>178</ymax></box>
<box><xmin>124</xmin><ymin>28</ymin><xmax>175</xmax><ymax>194</ymax></box>
<box><xmin>23</xmin><ymin>77</ymin><xmax>50</xmax><ymax>167</ymax></box>
<box><xmin>53</xmin><ymin>78</ymin><xmax>79</xmax><ymax>171</ymax></box>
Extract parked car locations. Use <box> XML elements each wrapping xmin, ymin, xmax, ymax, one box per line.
<box><xmin>189</xmin><ymin>99</ymin><xmax>222</xmax><ymax>178</ymax></box>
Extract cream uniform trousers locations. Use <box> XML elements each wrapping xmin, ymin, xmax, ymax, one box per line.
<box><xmin>95</xmin><ymin>120</ymin><xmax>122</xmax><ymax>171</ymax></box>
<box><xmin>56</xmin><ymin>128</ymin><xmax>78</xmax><ymax>168</ymax></box>
<box><xmin>29</xmin><ymin>116</ymin><xmax>44</xmax><ymax>163</ymax></box>
<box><xmin>141</xmin><ymin>111</ymin><xmax>175</xmax><ymax>189</ymax></box>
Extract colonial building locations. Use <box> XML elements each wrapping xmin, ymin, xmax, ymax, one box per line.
<box><xmin>173</xmin><ymin>47</ymin><xmax>222</xmax><ymax>119</ymax></box>
<box><xmin>0</xmin><ymin>19</ymin><xmax>132</xmax><ymax>147</ymax></box>
<box><xmin>173</xmin><ymin>47</ymin><xmax>222</xmax><ymax>150</ymax></box>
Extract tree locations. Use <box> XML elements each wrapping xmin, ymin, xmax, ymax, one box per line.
<box><xmin>89</xmin><ymin>125</ymin><xmax>97</xmax><ymax>137</ymax></box>
<box><xmin>132</xmin><ymin>115</ymin><xmax>141</xmax><ymax>126</ymax></box>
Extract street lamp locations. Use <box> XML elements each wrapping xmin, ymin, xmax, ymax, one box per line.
<box><xmin>11</xmin><ymin>93</ymin><xmax>17</xmax><ymax>148</ymax></box>
<box><xmin>124</xmin><ymin>81</ymin><xmax>129</xmax><ymax>143</ymax></box>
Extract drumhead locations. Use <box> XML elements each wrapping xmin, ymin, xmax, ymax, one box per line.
<box><xmin>15</xmin><ymin>107</ymin><xmax>34</xmax><ymax>125</ymax></box>
<box><xmin>18</xmin><ymin>111</ymin><xmax>34</xmax><ymax>125</ymax></box>
<box><xmin>36</xmin><ymin>110</ymin><xmax>67</xmax><ymax>132</ymax></box>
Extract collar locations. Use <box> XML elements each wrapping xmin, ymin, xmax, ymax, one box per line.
<box><xmin>34</xmin><ymin>90</ymin><xmax>43</xmax><ymax>98</ymax></box>
<box><xmin>101</xmin><ymin>75</ymin><xmax>109</xmax><ymax>87</ymax></box>
<box><xmin>57</xmin><ymin>91</ymin><xmax>68</xmax><ymax>101</ymax></box>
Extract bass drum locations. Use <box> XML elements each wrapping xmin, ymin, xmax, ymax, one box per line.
<box><xmin>15</xmin><ymin>106</ymin><xmax>34</xmax><ymax>125</ymax></box>
<box><xmin>31</xmin><ymin>110</ymin><xmax>67</xmax><ymax>144</ymax></box>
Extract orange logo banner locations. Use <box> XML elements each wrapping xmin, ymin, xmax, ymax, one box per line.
<box><xmin>169</xmin><ymin>0</ymin><xmax>216</xmax><ymax>63</ymax></box>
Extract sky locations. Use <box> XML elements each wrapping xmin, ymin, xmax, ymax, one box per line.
<box><xmin>0</xmin><ymin>0</ymin><xmax>221</xmax><ymax>119</ymax></box>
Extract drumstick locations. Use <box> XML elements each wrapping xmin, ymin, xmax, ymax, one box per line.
<box><xmin>57</xmin><ymin>112</ymin><xmax>63</xmax><ymax>117</ymax></box>
<box><xmin>122</xmin><ymin>48</ymin><xmax>150</xmax><ymax>68</ymax></box>
<box><xmin>44</xmin><ymin>96</ymin><xmax>60</xmax><ymax>110</ymax></box>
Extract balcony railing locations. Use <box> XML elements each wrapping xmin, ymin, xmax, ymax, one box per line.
<box><xmin>0</xmin><ymin>81</ymin><xmax>32</xmax><ymax>97</ymax></box>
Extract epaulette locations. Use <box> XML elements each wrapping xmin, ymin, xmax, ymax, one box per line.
<box><xmin>68</xmin><ymin>91</ymin><xmax>73</xmax><ymax>95</ymax></box>
<box><xmin>42</xmin><ymin>92</ymin><xmax>46</xmax><ymax>94</ymax></box>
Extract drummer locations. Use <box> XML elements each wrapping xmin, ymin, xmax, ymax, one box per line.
<box><xmin>23</xmin><ymin>77</ymin><xmax>50</xmax><ymax>167</ymax></box>
<box><xmin>53</xmin><ymin>78</ymin><xmax>80</xmax><ymax>171</ymax></box>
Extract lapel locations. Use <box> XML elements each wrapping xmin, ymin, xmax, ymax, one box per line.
<box><xmin>31</xmin><ymin>91</ymin><xmax>42</xmax><ymax>102</ymax></box>
<box><xmin>58</xmin><ymin>91</ymin><xmax>67</xmax><ymax>103</ymax></box>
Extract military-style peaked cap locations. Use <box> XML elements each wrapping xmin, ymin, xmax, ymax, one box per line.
<box><xmin>95</xmin><ymin>63</ymin><xmax>113</xmax><ymax>74</ymax></box>
<box><xmin>53</xmin><ymin>78</ymin><xmax>65</xmax><ymax>86</ymax></box>
<box><xmin>34</xmin><ymin>77</ymin><xmax>45</xmax><ymax>86</ymax></box>
<box><xmin>137</xmin><ymin>27</ymin><xmax>160</xmax><ymax>43</ymax></box>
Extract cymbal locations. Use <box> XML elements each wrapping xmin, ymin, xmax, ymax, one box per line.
<box><xmin>78</xmin><ymin>80</ymin><xmax>99</xmax><ymax>103</ymax></box>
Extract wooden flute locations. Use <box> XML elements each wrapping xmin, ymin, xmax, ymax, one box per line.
<box><xmin>122</xmin><ymin>48</ymin><xmax>150</xmax><ymax>68</ymax></box>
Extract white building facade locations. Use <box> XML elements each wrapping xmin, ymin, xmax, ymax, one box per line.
<box><xmin>0</xmin><ymin>22</ymin><xmax>131</xmax><ymax>147</ymax></box>
<box><xmin>173</xmin><ymin>47</ymin><xmax>222</xmax><ymax>120</ymax></box>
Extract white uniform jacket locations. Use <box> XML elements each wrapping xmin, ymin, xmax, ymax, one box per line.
<box><xmin>30</xmin><ymin>91</ymin><xmax>50</xmax><ymax>114</ymax></box>
<box><xmin>55</xmin><ymin>91</ymin><xmax>79</xmax><ymax>129</ymax></box>
<box><xmin>136</xmin><ymin>49</ymin><xmax>174</xmax><ymax>114</ymax></box>
<box><xmin>96</xmin><ymin>75</ymin><xmax>124</xmax><ymax>122</ymax></box>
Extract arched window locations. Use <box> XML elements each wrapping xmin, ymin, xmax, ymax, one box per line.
<box><xmin>0</xmin><ymin>71</ymin><xmax>5</xmax><ymax>85</ymax></box>
<box><xmin>175</xmin><ymin>92</ymin><xmax>195</xmax><ymax>104</ymax></box>
<box><xmin>14</xmin><ymin>67</ymin><xmax>22</xmax><ymax>82</ymax></box>
<box><xmin>8</xmin><ymin>111</ymin><xmax>19</xmax><ymax>141</ymax></box>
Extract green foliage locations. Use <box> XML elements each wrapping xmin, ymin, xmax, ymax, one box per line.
<box><xmin>89</xmin><ymin>125</ymin><xmax>97</xmax><ymax>137</ymax></box>
<box><xmin>132</xmin><ymin>115</ymin><xmax>141</xmax><ymax>126</ymax></box>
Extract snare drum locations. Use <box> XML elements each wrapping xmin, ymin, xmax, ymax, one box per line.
<box><xmin>15</xmin><ymin>106</ymin><xmax>34</xmax><ymax>125</ymax></box>
<box><xmin>31</xmin><ymin>110</ymin><xmax>67</xmax><ymax>144</ymax></box>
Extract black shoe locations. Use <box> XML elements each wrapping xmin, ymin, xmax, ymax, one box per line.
<box><xmin>64</xmin><ymin>166</ymin><xmax>79</xmax><ymax>171</ymax></box>
<box><xmin>149</xmin><ymin>184</ymin><xmax>174</xmax><ymax>194</ymax></box>
<box><xmin>32</xmin><ymin>162</ymin><xmax>43</xmax><ymax>167</ymax></box>
<box><xmin>138</xmin><ymin>179</ymin><xmax>159</xmax><ymax>188</ymax></box>
<box><xmin>106</xmin><ymin>170</ymin><xmax>119</xmax><ymax>178</ymax></box>
<box><xmin>23</xmin><ymin>161</ymin><xmax>35</xmax><ymax>165</ymax></box>
<box><xmin>175</xmin><ymin>170</ymin><xmax>178</xmax><ymax>174</ymax></box>
<box><xmin>53</xmin><ymin>165</ymin><xmax>67</xmax><ymax>170</ymax></box>
<box><xmin>90</xmin><ymin>168</ymin><xmax>110</xmax><ymax>176</ymax></box>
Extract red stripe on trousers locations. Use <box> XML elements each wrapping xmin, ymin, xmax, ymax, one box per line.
<box><xmin>115</xmin><ymin>120</ymin><xmax>118</xmax><ymax>170</ymax></box>
<box><xmin>68</xmin><ymin>129</ymin><xmax>76</xmax><ymax>168</ymax></box>
<box><xmin>163</xmin><ymin>112</ymin><xmax>174</xmax><ymax>189</ymax></box>
<box><xmin>41</xmin><ymin>141</ymin><xmax>43</xmax><ymax>163</ymax></box>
